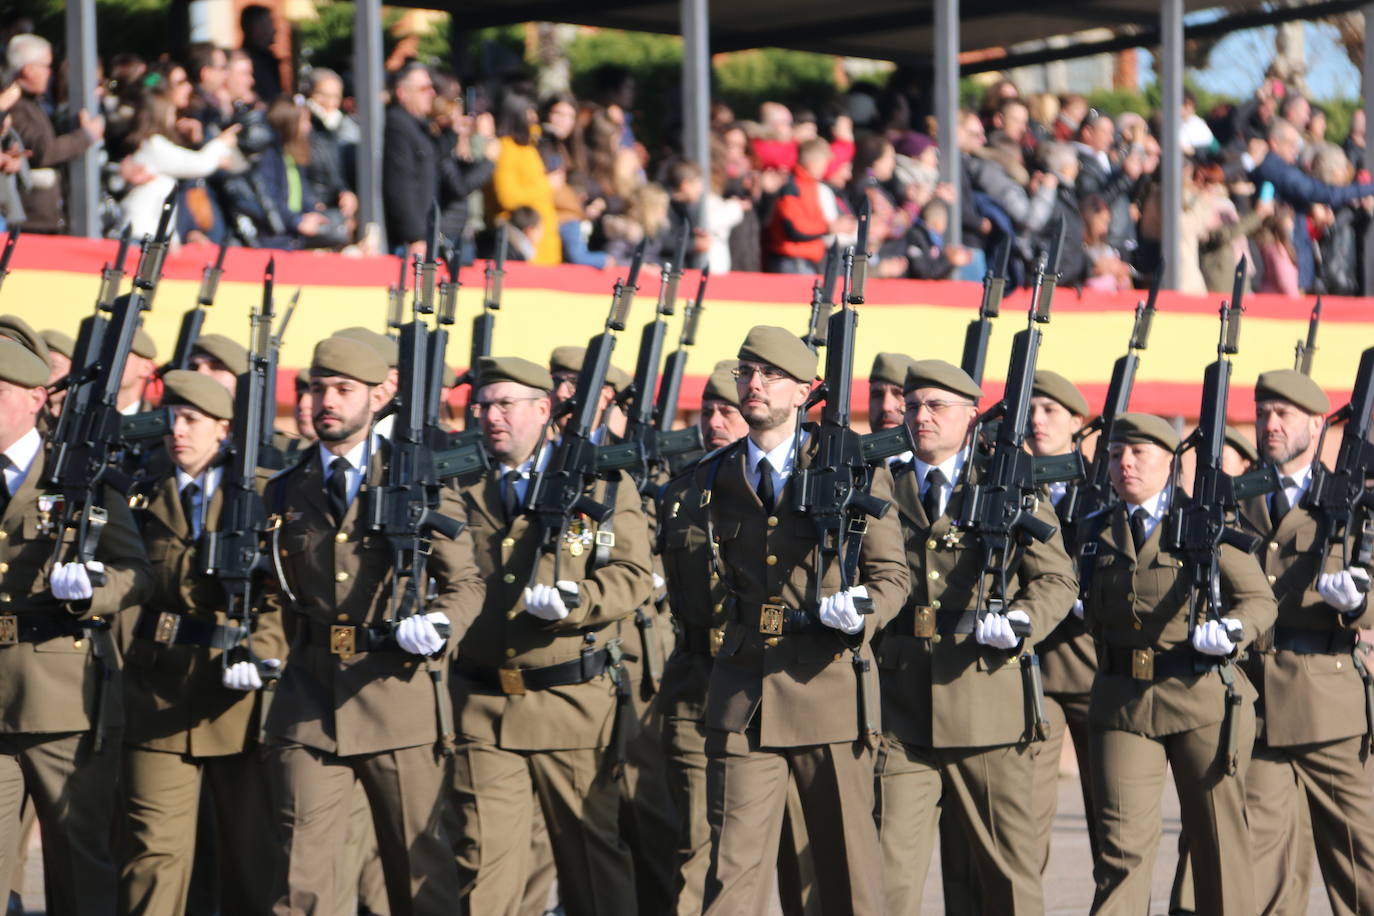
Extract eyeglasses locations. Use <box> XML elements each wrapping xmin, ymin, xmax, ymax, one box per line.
<box><xmin>731</xmin><ymin>364</ymin><xmax>793</xmax><ymax>384</ymax></box>
<box><xmin>904</xmin><ymin>399</ymin><xmax>975</xmax><ymax>415</ymax></box>
<box><xmin>472</xmin><ymin>397</ymin><xmax>542</xmax><ymax>415</ymax></box>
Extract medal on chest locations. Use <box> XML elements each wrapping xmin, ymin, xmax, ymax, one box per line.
<box><xmin>36</xmin><ymin>494</ymin><xmax>64</xmax><ymax>536</ymax></box>
<box><xmin>563</xmin><ymin>516</ymin><xmax>594</xmax><ymax>557</ymax></box>
<box><xmin>941</xmin><ymin>528</ymin><xmax>964</xmax><ymax>550</ymax></box>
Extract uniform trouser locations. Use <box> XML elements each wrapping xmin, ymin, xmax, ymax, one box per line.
<box><xmin>0</xmin><ymin>730</ymin><xmax>121</xmax><ymax>916</ymax></box>
<box><xmin>118</xmin><ymin>744</ymin><xmax>277</xmax><ymax>916</ymax></box>
<box><xmin>618</xmin><ymin>654</ymin><xmax>680</xmax><ymax>916</ymax></box>
<box><xmin>1244</xmin><ymin>733</ymin><xmax>1374</xmax><ymax>916</ymax></box>
<box><xmin>338</xmin><ymin>779</ymin><xmax>390</xmax><ymax>916</ymax></box>
<box><xmin>448</xmin><ymin>739</ymin><xmax>636</xmax><ymax>916</ymax></box>
<box><xmin>519</xmin><ymin>801</ymin><xmax>557</xmax><ymax>916</ymax></box>
<box><xmin>664</xmin><ymin>714</ymin><xmax>820</xmax><ymax>916</ymax></box>
<box><xmin>702</xmin><ymin>728</ymin><xmax>881</xmax><ymax>916</ymax></box>
<box><xmin>1169</xmin><ymin>796</ymin><xmax>1316</xmax><ymax>914</ymax></box>
<box><xmin>1033</xmin><ymin>691</ymin><xmax>1097</xmax><ymax>870</ymax></box>
<box><xmin>877</xmin><ymin>738</ymin><xmax>1044</xmax><ymax>916</ymax></box>
<box><xmin>268</xmin><ymin>742</ymin><xmax>458</xmax><ymax>916</ymax></box>
<box><xmin>1089</xmin><ymin>712</ymin><xmax>1257</xmax><ymax>916</ymax></box>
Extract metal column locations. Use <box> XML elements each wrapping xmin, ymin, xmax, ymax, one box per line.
<box><xmin>65</xmin><ymin>0</ymin><xmax>99</xmax><ymax>238</ymax></box>
<box><xmin>681</xmin><ymin>0</ymin><xmax>711</xmax><ymax>227</ymax></box>
<box><xmin>933</xmin><ymin>0</ymin><xmax>960</xmax><ymax>247</ymax></box>
<box><xmin>355</xmin><ymin>0</ymin><xmax>386</xmax><ymax>252</ymax></box>
<box><xmin>1159</xmin><ymin>0</ymin><xmax>1183</xmax><ymax>290</ymax></box>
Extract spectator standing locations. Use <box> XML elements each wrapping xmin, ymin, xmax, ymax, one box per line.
<box><xmin>7</xmin><ymin>34</ymin><xmax>105</xmax><ymax>234</ymax></box>
<box><xmin>185</xmin><ymin>43</ymin><xmax>231</xmax><ymax>133</ymax></box>
<box><xmin>304</xmin><ymin>68</ymin><xmax>358</xmax><ymax>211</ymax></box>
<box><xmin>251</xmin><ymin>98</ymin><xmax>340</xmax><ymax>249</ymax></box>
<box><xmin>766</xmin><ymin>137</ymin><xmax>851</xmax><ymax>273</ymax></box>
<box><xmin>1038</xmin><ymin>142</ymin><xmax>1088</xmax><ymax>286</ymax></box>
<box><xmin>490</xmin><ymin>91</ymin><xmax>561</xmax><ymax>265</ymax></box>
<box><xmin>1074</xmin><ymin>110</ymin><xmax>1141</xmax><ymax>258</ymax></box>
<box><xmin>239</xmin><ymin>5</ymin><xmax>282</xmax><ymax>104</ymax></box>
<box><xmin>434</xmin><ymin>90</ymin><xmax>496</xmax><ymax>265</ymax></box>
<box><xmin>382</xmin><ymin>63</ymin><xmax>439</xmax><ymax>257</ymax></box>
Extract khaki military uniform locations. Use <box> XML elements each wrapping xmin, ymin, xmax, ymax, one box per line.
<box><xmin>1233</xmin><ymin>487</ymin><xmax>1374</xmax><ymax>916</ymax></box>
<box><xmin>264</xmin><ymin>445</ymin><xmax>482</xmax><ymax>916</ymax></box>
<box><xmin>448</xmin><ymin>467</ymin><xmax>652</xmax><ymax>916</ymax></box>
<box><xmin>118</xmin><ymin>472</ymin><xmax>287</xmax><ymax>916</ymax></box>
<box><xmin>1081</xmin><ymin>499</ymin><xmax>1276</xmax><ymax>915</ymax></box>
<box><xmin>875</xmin><ymin>466</ymin><xmax>1077</xmax><ymax>916</ymax></box>
<box><xmin>0</xmin><ymin>449</ymin><xmax>152</xmax><ymax>915</ymax></box>
<box><xmin>695</xmin><ymin>437</ymin><xmax>910</xmax><ymax>916</ymax></box>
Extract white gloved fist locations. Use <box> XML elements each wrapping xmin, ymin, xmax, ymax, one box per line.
<box><xmin>975</xmin><ymin>610</ymin><xmax>1029</xmax><ymax>650</ymax></box>
<box><xmin>819</xmin><ymin>586</ymin><xmax>868</xmax><ymax>635</ymax></box>
<box><xmin>1192</xmin><ymin>618</ymin><xmax>1241</xmax><ymax>657</ymax></box>
<box><xmin>524</xmin><ymin>582</ymin><xmax>572</xmax><ymax>621</ymax></box>
<box><xmin>1071</xmin><ymin>599</ymin><xmax>1084</xmax><ymax>620</ymax></box>
<box><xmin>1317</xmin><ymin>569</ymin><xmax>1370</xmax><ymax>613</ymax></box>
<box><xmin>50</xmin><ymin>560</ymin><xmax>103</xmax><ymax>601</ymax></box>
<box><xmin>396</xmin><ymin>612</ymin><xmax>449</xmax><ymax>655</ymax></box>
<box><xmin>652</xmin><ymin>572</ymin><xmax>667</xmax><ymax>600</ymax></box>
<box><xmin>222</xmin><ymin>660</ymin><xmax>264</xmax><ymax>691</ymax></box>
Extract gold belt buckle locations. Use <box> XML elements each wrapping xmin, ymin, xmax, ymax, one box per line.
<box><xmin>153</xmin><ymin>611</ymin><xmax>181</xmax><ymax>646</ymax></box>
<box><xmin>913</xmin><ymin>605</ymin><xmax>936</xmax><ymax>639</ymax></box>
<box><xmin>709</xmin><ymin>626</ymin><xmax>724</xmax><ymax>657</ymax></box>
<box><xmin>759</xmin><ymin>603</ymin><xmax>785</xmax><ymax>636</ymax></box>
<box><xmin>330</xmin><ymin>625</ymin><xmax>357</xmax><ymax>658</ymax></box>
<box><xmin>498</xmin><ymin>667</ymin><xmax>527</xmax><ymax>695</ymax></box>
<box><xmin>1131</xmin><ymin>648</ymin><xmax>1154</xmax><ymax>680</ymax></box>
<box><xmin>0</xmin><ymin>615</ymin><xmax>16</xmax><ymax>646</ymax></box>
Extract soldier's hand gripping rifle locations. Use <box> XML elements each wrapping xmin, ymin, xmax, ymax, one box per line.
<box><xmin>960</xmin><ymin>237</ymin><xmax>1011</xmax><ymax>387</ymax></box>
<box><xmin>523</xmin><ymin>246</ymin><xmax>641</xmax><ymax>609</ymax></box>
<box><xmin>1295</xmin><ymin>297</ymin><xmax>1321</xmax><ymax>375</ymax></box>
<box><xmin>45</xmin><ymin>191</ymin><xmax>177</xmax><ymax>582</ymax></box>
<box><xmin>0</xmin><ymin>224</ymin><xmax>19</xmax><ymax>296</ymax></box>
<box><xmin>802</xmin><ymin>244</ymin><xmax>841</xmax><ymax>351</ymax></box>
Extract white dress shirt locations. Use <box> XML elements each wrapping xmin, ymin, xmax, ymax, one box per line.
<box><xmin>318</xmin><ymin>435</ymin><xmax>381</xmax><ymax>509</ymax></box>
<box><xmin>1</xmin><ymin>428</ymin><xmax>42</xmax><ymax>496</ymax></box>
<box><xmin>1273</xmin><ymin>464</ymin><xmax>1312</xmax><ymax>516</ymax></box>
<box><xmin>1126</xmin><ymin>486</ymin><xmax>1171</xmax><ymax>542</ymax></box>
<box><xmin>174</xmin><ymin>465</ymin><xmax>223</xmax><ymax>537</ymax></box>
<box><xmin>913</xmin><ymin>451</ymin><xmax>965</xmax><ymax>519</ymax></box>
<box><xmin>500</xmin><ymin>445</ymin><xmax>550</xmax><ymax>506</ymax></box>
<box><xmin>745</xmin><ymin>434</ymin><xmax>801</xmax><ymax>497</ymax></box>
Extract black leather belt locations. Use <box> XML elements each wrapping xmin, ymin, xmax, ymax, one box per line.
<box><xmin>303</xmin><ymin>620</ymin><xmax>398</xmax><ymax>657</ymax></box>
<box><xmin>1103</xmin><ymin>646</ymin><xmax>1223</xmax><ymax>681</ymax></box>
<box><xmin>1271</xmin><ymin>626</ymin><xmax>1357</xmax><ymax>655</ymax></box>
<box><xmin>134</xmin><ymin>608</ymin><xmax>245</xmax><ymax>650</ymax></box>
<box><xmin>456</xmin><ymin>648</ymin><xmax>614</xmax><ymax>695</ymax></box>
<box><xmin>0</xmin><ymin>613</ymin><xmax>83</xmax><ymax>646</ymax></box>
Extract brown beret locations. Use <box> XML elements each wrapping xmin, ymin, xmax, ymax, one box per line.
<box><xmin>132</xmin><ymin>327</ymin><xmax>157</xmax><ymax>360</ymax></box>
<box><xmin>1254</xmin><ymin>368</ymin><xmax>1330</xmax><ymax>415</ymax></box>
<box><xmin>701</xmin><ymin>359</ymin><xmax>741</xmax><ymax>406</ymax></box>
<box><xmin>549</xmin><ymin>345</ymin><xmax>586</xmax><ymax>376</ymax></box>
<box><xmin>1032</xmin><ymin>369</ymin><xmax>1089</xmax><ymax>417</ymax></box>
<box><xmin>903</xmin><ymin>359</ymin><xmax>983</xmax><ymax>401</ymax></box>
<box><xmin>737</xmin><ymin>326</ymin><xmax>817</xmax><ymax>382</ymax></box>
<box><xmin>161</xmin><ymin>369</ymin><xmax>233</xmax><ymax>421</ymax></box>
<box><xmin>606</xmin><ymin>365</ymin><xmax>632</xmax><ymax>394</ymax></box>
<box><xmin>191</xmin><ymin>333</ymin><xmax>249</xmax><ymax>376</ymax></box>
<box><xmin>295</xmin><ymin>367</ymin><xmax>311</xmax><ymax>389</ymax></box>
<box><xmin>335</xmin><ymin>326</ymin><xmax>399</xmax><ymax>369</ymax></box>
<box><xmin>1224</xmin><ymin>425</ymin><xmax>1259</xmax><ymax>463</ymax></box>
<box><xmin>40</xmin><ymin>329</ymin><xmax>74</xmax><ymax>360</ymax></box>
<box><xmin>310</xmin><ymin>337</ymin><xmax>388</xmax><ymax>385</ymax></box>
<box><xmin>0</xmin><ymin>337</ymin><xmax>50</xmax><ymax>388</ymax></box>
<box><xmin>0</xmin><ymin>314</ymin><xmax>51</xmax><ymax>368</ymax></box>
<box><xmin>869</xmin><ymin>352</ymin><xmax>918</xmax><ymax>389</ymax></box>
<box><xmin>477</xmin><ymin>356</ymin><xmax>553</xmax><ymax>392</ymax></box>
<box><xmin>1109</xmin><ymin>413</ymin><xmax>1180</xmax><ymax>451</ymax></box>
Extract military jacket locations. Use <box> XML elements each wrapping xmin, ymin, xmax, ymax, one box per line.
<box><xmin>1036</xmin><ymin>491</ymin><xmax>1098</xmax><ymax>696</ymax></box>
<box><xmin>694</xmin><ymin>435</ymin><xmax>910</xmax><ymax>748</ymax></box>
<box><xmin>264</xmin><ymin>444</ymin><xmax>484</xmax><ymax>756</ymax></box>
<box><xmin>876</xmin><ymin>467</ymin><xmax>1078</xmax><ymax>749</ymax></box>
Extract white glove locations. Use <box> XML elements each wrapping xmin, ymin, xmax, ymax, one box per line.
<box><xmin>1071</xmin><ymin>599</ymin><xmax>1084</xmax><ymax>620</ymax></box>
<box><xmin>975</xmin><ymin>610</ymin><xmax>1030</xmax><ymax>649</ymax></box>
<box><xmin>524</xmin><ymin>581</ymin><xmax>574</xmax><ymax>621</ymax></box>
<box><xmin>1192</xmin><ymin>618</ymin><xmax>1241</xmax><ymax>657</ymax></box>
<box><xmin>652</xmin><ymin>572</ymin><xmax>667</xmax><ymax>600</ymax></box>
<box><xmin>819</xmin><ymin>586</ymin><xmax>868</xmax><ymax>635</ymax></box>
<box><xmin>1317</xmin><ymin>569</ymin><xmax>1370</xmax><ymax>613</ymax></box>
<box><xmin>222</xmin><ymin>660</ymin><xmax>264</xmax><ymax>691</ymax></box>
<box><xmin>50</xmin><ymin>561</ymin><xmax>103</xmax><ymax>601</ymax></box>
<box><xmin>396</xmin><ymin>612</ymin><xmax>450</xmax><ymax>655</ymax></box>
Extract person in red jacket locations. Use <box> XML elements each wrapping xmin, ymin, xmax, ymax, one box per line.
<box><xmin>765</xmin><ymin>138</ymin><xmax>853</xmax><ymax>273</ymax></box>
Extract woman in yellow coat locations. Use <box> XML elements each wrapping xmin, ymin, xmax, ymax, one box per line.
<box><xmin>490</xmin><ymin>91</ymin><xmax>562</xmax><ymax>265</ymax></box>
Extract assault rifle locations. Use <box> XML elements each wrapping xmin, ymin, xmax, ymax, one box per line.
<box><xmin>62</xmin><ymin>227</ymin><xmax>133</xmax><ymax>410</ymax></box>
<box><xmin>1303</xmin><ymin>344</ymin><xmax>1374</xmax><ymax>585</ymax></box>
<box><xmin>961</xmin><ymin>237</ymin><xmax>1011</xmax><ymax>387</ymax></box>
<box><xmin>0</xmin><ymin>224</ymin><xmax>19</xmax><ymax>295</ymax></box>
<box><xmin>651</xmin><ymin>267</ymin><xmax>709</xmax><ymax>471</ymax></box>
<box><xmin>803</xmin><ymin>244</ymin><xmax>841</xmax><ymax>351</ymax></box>
<box><xmin>460</xmin><ymin>223</ymin><xmax>507</xmax><ymax>424</ymax></box>
<box><xmin>1295</xmin><ymin>297</ymin><xmax>1321</xmax><ymax>375</ymax></box>
<box><xmin>386</xmin><ymin>249</ymin><xmax>406</xmax><ymax>341</ymax></box>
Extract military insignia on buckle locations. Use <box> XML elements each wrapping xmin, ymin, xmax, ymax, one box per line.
<box><xmin>1131</xmin><ymin>648</ymin><xmax>1154</xmax><ymax>680</ymax></box>
<box><xmin>759</xmin><ymin>603</ymin><xmax>785</xmax><ymax>635</ymax></box>
<box><xmin>913</xmin><ymin>605</ymin><xmax>936</xmax><ymax>639</ymax></box>
<box><xmin>0</xmin><ymin>616</ymin><xmax>16</xmax><ymax>646</ymax></box>
<box><xmin>153</xmin><ymin>612</ymin><xmax>181</xmax><ymax>646</ymax></box>
<box><xmin>498</xmin><ymin>667</ymin><xmax>527</xmax><ymax>695</ymax></box>
<box><xmin>330</xmin><ymin>625</ymin><xmax>357</xmax><ymax>657</ymax></box>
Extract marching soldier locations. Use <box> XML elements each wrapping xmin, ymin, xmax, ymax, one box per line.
<box><xmin>1222</xmin><ymin>425</ymin><xmax>1258</xmax><ymax>476</ymax></box>
<box><xmin>118</xmin><ymin>370</ymin><xmax>285</xmax><ymax>916</ymax></box>
<box><xmin>1238</xmin><ymin>370</ymin><xmax>1374</xmax><ymax>915</ymax></box>
<box><xmin>0</xmin><ymin>334</ymin><xmax>153</xmax><ymax>914</ymax></box>
<box><xmin>39</xmin><ymin>329</ymin><xmax>74</xmax><ymax>421</ymax></box>
<box><xmin>875</xmin><ymin>360</ymin><xmax>1077</xmax><ymax>915</ymax></box>
<box><xmin>263</xmin><ymin>337</ymin><xmax>481</xmax><ymax>916</ymax></box>
<box><xmin>548</xmin><ymin>345</ymin><xmax>627</xmax><ymax>441</ymax></box>
<box><xmin>696</xmin><ymin>327</ymin><xmax>909</xmax><ymax>915</ymax></box>
<box><xmin>1024</xmin><ymin>369</ymin><xmax>1099</xmax><ymax>868</ymax></box>
<box><xmin>186</xmin><ymin>333</ymin><xmax>249</xmax><ymax>393</ymax></box>
<box><xmin>448</xmin><ymin>356</ymin><xmax>652</xmax><ymax>916</ymax></box>
<box><xmin>868</xmin><ymin>352</ymin><xmax>916</xmax><ymax>467</ymax></box>
<box><xmin>119</xmin><ymin>328</ymin><xmax>159</xmax><ymax>415</ymax></box>
<box><xmin>1079</xmin><ymin>413</ymin><xmax>1275</xmax><ymax>915</ymax></box>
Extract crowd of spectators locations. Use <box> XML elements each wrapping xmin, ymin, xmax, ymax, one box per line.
<box><xmin>2</xmin><ymin>8</ymin><xmax>1372</xmax><ymax>296</ymax></box>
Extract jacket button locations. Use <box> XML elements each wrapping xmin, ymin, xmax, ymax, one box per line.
<box><xmin>403</xmin><ymin>661</ymin><xmax>414</xmax><ymax>669</ymax></box>
<box><xmin>0</xmin><ymin>593</ymin><xmax>9</xmax><ymax>603</ymax></box>
<box><xmin>932</xmin><ymin>600</ymin><xmax>941</xmax><ymax>610</ymax></box>
<box><xmin>765</xmin><ymin>637</ymin><xmax>779</xmax><ymax>646</ymax></box>
<box><xmin>767</xmin><ymin>516</ymin><xmax>778</xmax><ymax>527</ymax></box>
<box><xmin>503</xmin><ymin>573</ymin><xmax>516</xmax><ymax>583</ymax></box>
<box><xmin>1336</xmin><ymin>660</ymin><xmax>1343</xmax><ymax>670</ymax></box>
<box><xmin>833</xmin><ymin>653</ymin><xmax>843</xmax><ymax>661</ymax></box>
<box><xmin>502</xmin><ymin>537</ymin><xmax>515</xmax><ymax>548</ymax></box>
<box><xmin>1267</xmin><ymin>574</ymin><xmax>1277</xmax><ymax>585</ymax></box>
<box><xmin>0</xmin><ymin>562</ymin><xmax>8</xmax><ymax>573</ymax></box>
<box><xmin>505</xmin><ymin>648</ymin><xmax>516</xmax><ymax>658</ymax></box>
<box><xmin>0</xmin><ymin>530</ymin><xmax>8</xmax><ymax>540</ymax></box>
<box><xmin>931</xmin><ymin>634</ymin><xmax>942</xmax><ymax>644</ymax></box>
<box><xmin>927</xmin><ymin>540</ymin><xmax>937</xmax><ymax>550</ymax></box>
<box><xmin>1133</xmin><ymin>621</ymin><xmax>1142</xmax><ymax>630</ymax></box>
<box><xmin>335</xmin><ymin>532</ymin><xmax>347</xmax><ymax>543</ymax></box>
<box><xmin>1268</xmin><ymin>542</ymin><xmax>1278</xmax><ymax>551</ymax></box>
<box><xmin>713</xmin><ymin>603</ymin><xmax>723</xmax><ymax>613</ymax></box>
<box><xmin>336</xmin><ymin>613</ymin><xmax>348</xmax><ymax>622</ymax></box>
<box><xmin>766</xmin><ymin>555</ymin><xmax>777</xmax><ymax>566</ymax></box>
<box><xmin>929</xmin><ymin>571</ymin><xmax>939</xmax><ymax>580</ymax></box>
<box><xmin>73</xmin><ymin>639</ymin><xmax>84</xmax><ymax>648</ymax></box>
<box><xmin>335</xmin><ymin>572</ymin><xmax>348</xmax><ymax>582</ymax></box>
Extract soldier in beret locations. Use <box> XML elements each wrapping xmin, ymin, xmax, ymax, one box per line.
<box><xmin>695</xmin><ymin>327</ymin><xmax>908</xmax><ymax>915</ymax></box>
<box><xmin>1221</xmin><ymin>425</ymin><xmax>1258</xmax><ymax>477</ymax></box>
<box><xmin>1236</xmin><ymin>369</ymin><xmax>1374</xmax><ymax>914</ymax></box>
<box><xmin>875</xmin><ymin>360</ymin><xmax>1076</xmax><ymax>915</ymax></box>
<box><xmin>40</xmin><ymin>329</ymin><xmax>74</xmax><ymax>420</ymax></box>
<box><xmin>1079</xmin><ymin>413</ymin><xmax>1275</xmax><ymax>915</ymax></box>
<box><xmin>447</xmin><ymin>355</ymin><xmax>652</xmax><ymax>915</ymax></box>
<box><xmin>120</xmin><ymin>326</ymin><xmax>160</xmax><ymax>415</ymax></box>
<box><xmin>118</xmin><ymin>370</ymin><xmax>285</xmax><ymax>916</ymax></box>
<box><xmin>187</xmin><ymin>333</ymin><xmax>249</xmax><ymax>394</ymax></box>
<box><xmin>868</xmin><ymin>352</ymin><xmax>917</xmax><ymax>468</ymax></box>
<box><xmin>548</xmin><ymin>346</ymin><xmax>626</xmax><ymax>442</ymax></box>
<box><xmin>0</xmin><ymin>335</ymin><xmax>153</xmax><ymax>913</ymax></box>
<box><xmin>262</xmin><ymin>337</ymin><xmax>482</xmax><ymax>915</ymax></box>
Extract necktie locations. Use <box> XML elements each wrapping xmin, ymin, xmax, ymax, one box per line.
<box><xmin>327</xmin><ymin>457</ymin><xmax>351</xmax><ymax>526</ymax></box>
<box><xmin>1271</xmin><ymin>476</ymin><xmax>1296</xmax><ymax>526</ymax></box>
<box><xmin>181</xmin><ymin>481</ymin><xmax>201</xmax><ymax>537</ymax></box>
<box><xmin>502</xmin><ymin>470</ymin><xmax>522</xmax><ymax>522</ymax></box>
<box><xmin>755</xmin><ymin>457</ymin><xmax>775</xmax><ymax>512</ymax></box>
<box><xmin>0</xmin><ymin>455</ymin><xmax>11</xmax><ymax>520</ymax></box>
<box><xmin>1130</xmin><ymin>507</ymin><xmax>1149</xmax><ymax>551</ymax></box>
<box><xmin>923</xmin><ymin>467</ymin><xmax>946</xmax><ymax>521</ymax></box>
